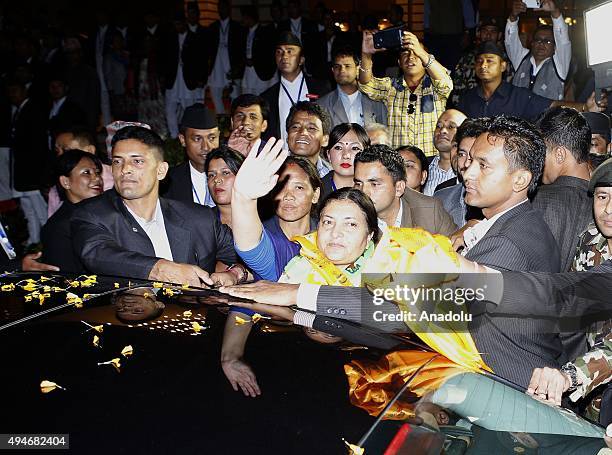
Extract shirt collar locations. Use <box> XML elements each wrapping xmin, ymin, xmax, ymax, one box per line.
<box><xmin>189</xmin><ymin>161</ymin><xmax>205</xmax><ymax>176</ymax></box>
<box><xmin>338</xmin><ymin>88</ymin><xmax>360</xmax><ymax>102</ymax></box>
<box><xmin>125</xmin><ymin>199</ymin><xmax>163</xmax><ymax>225</ymax></box>
<box><xmin>547</xmin><ymin>175</ymin><xmax>589</xmax><ymax>190</ymax></box>
<box><xmin>290</xmin><ymin>17</ymin><xmax>302</xmax><ymax>25</ymax></box>
<box><xmin>147</xmin><ymin>25</ymin><xmax>158</xmax><ymax>34</ymax></box>
<box><xmin>281</xmin><ymin>71</ymin><xmax>304</xmax><ymax>86</ymax></box>
<box><xmin>53</xmin><ymin>96</ymin><xmax>67</xmax><ymax>109</ymax></box>
<box><xmin>377</xmin><ymin>200</ymin><xmax>403</xmax><ymax>230</ymax></box>
<box><xmin>220</xmin><ymin>17</ymin><xmax>230</xmax><ymax>27</ymax></box>
<box><xmin>477</xmin><ymin>80</ymin><xmax>511</xmax><ymax>100</ymax></box>
<box><xmin>188</xmin><ymin>24</ymin><xmax>198</xmax><ymax>33</ymax></box>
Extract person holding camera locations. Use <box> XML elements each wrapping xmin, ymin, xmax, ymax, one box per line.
<box><xmin>358</xmin><ymin>29</ymin><xmax>452</xmax><ymax>157</ymax></box>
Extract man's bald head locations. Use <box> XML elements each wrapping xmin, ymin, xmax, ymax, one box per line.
<box><xmin>434</xmin><ymin>109</ymin><xmax>467</xmax><ymax>153</ymax></box>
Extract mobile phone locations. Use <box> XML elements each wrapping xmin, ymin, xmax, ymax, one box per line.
<box><xmin>524</xmin><ymin>0</ymin><xmax>540</xmax><ymax>8</ymax></box>
<box><xmin>373</xmin><ymin>26</ymin><xmax>404</xmax><ymax>50</ymax></box>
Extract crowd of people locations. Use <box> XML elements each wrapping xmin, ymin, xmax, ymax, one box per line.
<box><xmin>0</xmin><ymin>0</ymin><xmax>611</xmax><ymax>435</ymax></box>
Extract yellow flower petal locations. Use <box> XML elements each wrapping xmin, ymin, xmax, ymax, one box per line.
<box><xmin>234</xmin><ymin>316</ymin><xmax>250</xmax><ymax>326</ymax></box>
<box><xmin>121</xmin><ymin>345</ymin><xmax>133</xmax><ymax>357</ymax></box>
<box><xmin>152</xmin><ymin>282</ymin><xmax>163</xmax><ymax>288</ymax></box>
<box><xmin>162</xmin><ymin>288</ymin><xmax>175</xmax><ymax>297</ymax></box>
<box><xmin>93</xmin><ymin>335</ymin><xmax>100</xmax><ymax>347</ymax></box>
<box><xmin>343</xmin><ymin>440</ymin><xmax>364</xmax><ymax>455</ymax></box>
<box><xmin>252</xmin><ymin>313</ymin><xmax>263</xmax><ymax>324</ymax></box>
<box><xmin>114</xmin><ymin>282</ymin><xmax>120</xmax><ymax>289</ymax></box>
<box><xmin>1</xmin><ymin>283</ymin><xmax>15</xmax><ymax>292</ymax></box>
<box><xmin>183</xmin><ymin>310</ymin><xmax>193</xmax><ymax>317</ymax></box>
<box><xmin>40</xmin><ymin>380</ymin><xmax>65</xmax><ymax>393</ymax></box>
<box><xmin>191</xmin><ymin>322</ymin><xmax>202</xmax><ymax>333</ymax></box>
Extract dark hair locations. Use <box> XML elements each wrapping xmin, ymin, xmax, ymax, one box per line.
<box><xmin>279</xmin><ymin>155</ymin><xmax>323</xmax><ymax>193</ymax></box>
<box><xmin>317</xmin><ymin>188</ymin><xmax>381</xmax><ymax>243</ymax></box>
<box><xmin>240</xmin><ymin>5</ymin><xmax>259</xmax><ymax>21</ymax></box>
<box><xmin>55</xmin><ymin>149</ymin><xmax>103</xmax><ymax>200</ymax></box>
<box><xmin>390</xmin><ymin>4</ymin><xmax>404</xmax><ymax>18</ymax></box>
<box><xmin>397</xmin><ymin>145</ymin><xmax>428</xmax><ymax>171</ymax></box>
<box><xmin>55</xmin><ymin>125</ymin><xmax>96</xmax><ymax>147</ymax></box>
<box><xmin>533</xmin><ymin>25</ymin><xmax>554</xmax><ymax>41</ymax></box>
<box><xmin>204</xmin><ymin>145</ymin><xmax>245</xmax><ymax>175</ymax></box>
<box><xmin>485</xmin><ymin>116</ymin><xmax>546</xmax><ymax>194</ymax></box>
<box><xmin>454</xmin><ymin>117</ymin><xmax>491</xmax><ymax>146</ymax></box>
<box><xmin>286</xmin><ymin>101</ymin><xmax>332</xmax><ymax>136</ymax></box>
<box><xmin>535</xmin><ymin>106</ymin><xmax>590</xmax><ymax>164</ymax></box>
<box><xmin>331</xmin><ymin>45</ymin><xmax>359</xmax><ymax>66</ymax></box>
<box><xmin>111</xmin><ymin>126</ymin><xmax>164</xmax><ymax>160</ymax></box>
<box><xmin>325</xmin><ymin>123</ymin><xmax>371</xmax><ymax>160</ymax></box>
<box><xmin>230</xmin><ymin>94</ymin><xmax>270</xmax><ymax>121</ymax></box>
<box><xmin>354</xmin><ymin>144</ymin><xmax>407</xmax><ymax>183</ymax></box>
<box><xmin>588</xmin><ymin>153</ymin><xmax>608</xmax><ymax>170</ymax></box>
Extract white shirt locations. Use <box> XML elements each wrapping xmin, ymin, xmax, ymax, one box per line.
<box><xmin>125</xmin><ymin>200</ymin><xmax>174</xmax><ymax>261</ymax></box>
<box><xmin>189</xmin><ymin>161</ymin><xmax>215</xmax><ymax>207</ymax></box>
<box><xmin>188</xmin><ymin>24</ymin><xmax>198</xmax><ymax>33</ymax></box>
<box><xmin>279</xmin><ymin>72</ymin><xmax>309</xmax><ymax>143</ymax></box>
<box><xmin>462</xmin><ymin>199</ymin><xmax>528</xmax><ymax>255</ymax></box>
<box><xmin>147</xmin><ymin>25</ymin><xmax>158</xmax><ymax>35</ymax></box>
<box><xmin>338</xmin><ymin>88</ymin><xmax>364</xmax><ymax>126</ymax></box>
<box><xmin>377</xmin><ymin>200</ymin><xmax>404</xmax><ymax>230</ymax></box>
<box><xmin>209</xmin><ymin>18</ymin><xmax>231</xmax><ymax>87</ymax></box>
<box><xmin>246</xmin><ymin>24</ymin><xmax>259</xmax><ymax>59</ymax></box>
<box><xmin>49</xmin><ymin>96</ymin><xmax>66</xmax><ymax>119</ymax></box>
<box><xmin>505</xmin><ymin>15</ymin><xmax>571</xmax><ymax>80</ymax></box>
<box><xmin>117</xmin><ymin>26</ymin><xmax>128</xmax><ymax>40</ymax></box>
<box><xmin>423</xmin><ymin>155</ymin><xmax>456</xmax><ymax>196</ymax></box>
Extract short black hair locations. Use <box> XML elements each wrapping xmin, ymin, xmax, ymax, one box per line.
<box><xmin>204</xmin><ymin>145</ymin><xmax>245</xmax><ymax>175</ymax></box>
<box><xmin>485</xmin><ymin>116</ymin><xmax>546</xmax><ymax>194</ymax></box>
<box><xmin>230</xmin><ymin>94</ymin><xmax>270</xmax><ymax>121</ymax></box>
<box><xmin>325</xmin><ymin>123</ymin><xmax>370</xmax><ymax>160</ymax></box>
<box><xmin>55</xmin><ymin>125</ymin><xmax>96</xmax><ymax>147</ymax></box>
<box><xmin>55</xmin><ymin>149</ymin><xmax>103</xmax><ymax>200</ymax></box>
<box><xmin>354</xmin><ymin>144</ymin><xmax>407</xmax><ymax>183</ymax></box>
<box><xmin>535</xmin><ymin>106</ymin><xmax>590</xmax><ymax>164</ymax></box>
<box><xmin>318</xmin><ymin>188</ymin><xmax>381</xmax><ymax>243</ymax></box>
<box><xmin>111</xmin><ymin>126</ymin><xmax>165</xmax><ymax>161</ymax></box>
<box><xmin>331</xmin><ymin>45</ymin><xmax>359</xmax><ymax>66</ymax></box>
<box><xmin>286</xmin><ymin>101</ymin><xmax>332</xmax><ymax>136</ymax></box>
<box><xmin>279</xmin><ymin>155</ymin><xmax>323</xmax><ymax>193</ymax></box>
<box><xmin>397</xmin><ymin>145</ymin><xmax>428</xmax><ymax>172</ymax></box>
<box><xmin>454</xmin><ymin>117</ymin><xmax>491</xmax><ymax>146</ymax></box>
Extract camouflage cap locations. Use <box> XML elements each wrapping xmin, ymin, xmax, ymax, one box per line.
<box><xmin>589</xmin><ymin>157</ymin><xmax>612</xmax><ymax>193</ymax></box>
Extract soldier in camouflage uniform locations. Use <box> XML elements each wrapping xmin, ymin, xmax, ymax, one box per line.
<box><xmin>451</xmin><ymin>17</ymin><xmax>515</xmax><ymax>106</ymax></box>
<box><xmin>528</xmin><ymin>158</ymin><xmax>612</xmax><ymax>424</ymax></box>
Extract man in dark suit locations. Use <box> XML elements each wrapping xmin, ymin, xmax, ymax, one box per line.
<box><xmin>278</xmin><ymin>0</ymin><xmax>324</xmax><ymax>79</ymax></box>
<box><xmin>260</xmin><ymin>32</ymin><xmax>330</xmax><ymax>142</ymax></box>
<box><xmin>89</xmin><ymin>8</ymin><xmax>115</xmax><ymax>126</ymax></box>
<box><xmin>532</xmin><ymin>107</ymin><xmax>593</xmax><ymax>272</ymax></box>
<box><xmin>206</xmin><ymin>0</ymin><xmax>246</xmax><ymax>115</ymax></box>
<box><xmin>47</xmin><ymin>74</ymin><xmax>86</xmax><ymax>140</ymax></box>
<box><xmin>162</xmin><ymin>104</ymin><xmax>218</xmax><ymax>207</ymax></box>
<box><xmin>316</xmin><ymin>47</ymin><xmax>387</xmax><ymax>130</ymax></box>
<box><xmin>71</xmin><ymin>126</ymin><xmax>246</xmax><ymax>287</ymax></box>
<box><xmin>240</xmin><ymin>6</ymin><xmax>277</xmax><ymax>96</ymax></box>
<box><xmin>7</xmin><ymin>79</ymin><xmax>51</xmax><ymax>245</ymax></box>
<box><xmin>161</xmin><ymin>12</ymin><xmax>207</xmax><ymax>138</ymax></box>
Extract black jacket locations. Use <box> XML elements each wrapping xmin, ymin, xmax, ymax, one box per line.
<box><xmin>161</xmin><ymin>161</ymin><xmax>193</xmax><ymax>205</ymax></box>
<box><xmin>70</xmin><ymin>189</ymin><xmax>236</xmax><ymax>280</ymax></box>
<box><xmin>40</xmin><ymin>201</ymin><xmax>84</xmax><ymax>273</ymax></box>
<box><xmin>248</xmin><ymin>24</ymin><xmax>277</xmax><ymax>82</ymax></box>
<box><xmin>161</xmin><ymin>31</ymin><xmax>207</xmax><ymax>91</ymax></box>
<box><xmin>207</xmin><ymin>20</ymin><xmax>247</xmax><ymax>80</ymax></box>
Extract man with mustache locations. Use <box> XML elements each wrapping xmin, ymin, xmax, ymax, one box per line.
<box><xmin>72</xmin><ymin>126</ymin><xmax>246</xmax><ymax>287</ymax></box>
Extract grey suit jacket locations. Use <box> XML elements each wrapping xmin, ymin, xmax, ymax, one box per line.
<box><xmin>71</xmin><ymin>189</ymin><xmax>237</xmax><ymax>280</ymax></box>
<box><xmin>433</xmin><ymin>183</ymin><xmax>467</xmax><ymax>228</ymax></box>
<box><xmin>400</xmin><ymin>188</ymin><xmax>457</xmax><ymax>237</ymax></box>
<box><xmin>315</xmin><ymin>88</ymin><xmax>387</xmax><ymax>129</ymax></box>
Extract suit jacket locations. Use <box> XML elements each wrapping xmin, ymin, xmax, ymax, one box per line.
<box><xmin>40</xmin><ymin>201</ymin><xmax>84</xmax><ymax>273</ymax></box>
<box><xmin>434</xmin><ymin>177</ymin><xmax>457</xmax><ymax>192</ymax></box>
<box><xmin>278</xmin><ymin>17</ymin><xmax>323</xmax><ymax>78</ymax></box>
<box><xmin>71</xmin><ymin>189</ymin><xmax>236</xmax><ymax>279</ymax></box>
<box><xmin>531</xmin><ymin>176</ymin><xmax>592</xmax><ymax>272</ymax></box>
<box><xmin>207</xmin><ymin>20</ymin><xmax>247</xmax><ymax>80</ymax></box>
<box><xmin>315</xmin><ymin>88</ymin><xmax>387</xmax><ymax>130</ymax></box>
<box><xmin>48</xmin><ymin>99</ymin><xmax>86</xmax><ymax>136</ymax></box>
<box><xmin>260</xmin><ymin>75</ymin><xmax>331</xmax><ymax>140</ymax></box>
<box><xmin>160</xmin><ymin>161</ymin><xmax>193</xmax><ymax>204</ymax></box>
<box><xmin>10</xmin><ymin>99</ymin><xmax>51</xmax><ymax>191</ymax></box>
<box><xmin>161</xmin><ymin>31</ymin><xmax>207</xmax><ymax>91</ymax></box>
<box><xmin>248</xmin><ymin>24</ymin><xmax>277</xmax><ymax>82</ymax></box>
<box><xmin>400</xmin><ymin>188</ymin><xmax>457</xmax><ymax>236</ymax></box>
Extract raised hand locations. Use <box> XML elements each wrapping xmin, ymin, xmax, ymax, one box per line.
<box><xmin>362</xmin><ymin>30</ymin><xmax>382</xmax><ymax>55</ymax></box>
<box><xmin>509</xmin><ymin>0</ymin><xmax>527</xmax><ymax>21</ymax></box>
<box><xmin>401</xmin><ymin>31</ymin><xmax>428</xmax><ymax>62</ymax></box>
<box><xmin>232</xmin><ymin>137</ymin><xmax>288</xmax><ymax>201</ymax></box>
<box><xmin>227</xmin><ymin>125</ymin><xmax>254</xmax><ymax>157</ymax></box>
<box><xmin>586</xmin><ymin>91</ymin><xmax>608</xmax><ymax>113</ymax></box>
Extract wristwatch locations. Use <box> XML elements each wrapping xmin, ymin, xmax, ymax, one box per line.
<box><xmin>560</xmin><ymin>363</ymin><xmax>579</xmax><ymax>392</ymax></box>
<box><xmin>424</xmin><ymin>54</ymin><xmax>436</xmax><ymax>69</ymax></box>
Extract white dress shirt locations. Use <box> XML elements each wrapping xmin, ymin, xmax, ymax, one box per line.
<box><xmin>338</xmin><ymin>88</ymin><xmax>364</xmax><ymax>126</ymax></box>
<box><xmin>49</xmin><ymin>96</ymin><xmax>66</xmax><ymax>119</ymax></box>
<box><xmin>279</xmin><ymin>72</ymin><xmax>309</xmax><ymax>143</ymax></box>
<box><xmin>125</xmin><ymin>200</ymin><xmax>174</xmax><ymax>261</ymax></box>
<box><xmin>209</xmin><ymin>18</ymin><xmax>231</xmax><ymax>87</ymax></box>
<box><xmin>189</xmin><ymin>162</ymin><xmax>215</xmax><ymax>207</ymax></box>
<box><xmin>377</xmin><ymin>200</ymin><xmax>403</xmax><ymax>230</ymax></box>
<box><xmin>462</xmin><ymin>199</ymin><xmax>528</xmax><ymax>255</ymax></box>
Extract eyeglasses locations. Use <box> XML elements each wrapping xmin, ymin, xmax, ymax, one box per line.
<box><xmin>407</xmin><ymin>93</ymin><xmax>417</xmax><ymax>114</ymax></box>
<box><xmin>533</xmin><ymin>38</ymin><xmax>554</xmax><ymax>46</ymax></box>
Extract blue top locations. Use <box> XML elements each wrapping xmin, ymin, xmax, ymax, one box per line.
<box><xmin>457</xmin><ymin>81</ymin><xmax>552</xmax><ymax>121</ymax></box>
<box><xmin>233</xmin><ymin>216</ymin><xmax>317</xmax><ymax>315</ymax></box>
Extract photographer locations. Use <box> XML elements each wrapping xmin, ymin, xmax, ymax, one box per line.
<box><xmin>358</xmin><ymin>29</ymin><xmax>452</xmax><ymax>156</ymax></box>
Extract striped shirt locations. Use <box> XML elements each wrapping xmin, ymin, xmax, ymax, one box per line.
<box><xmin>423</xmin><ymin>155</ymin><xmax>456</xmax><ymax>196</ymax></box>
<box><xmin>359</xmin><ymin>72</ymin><xmax>452</xmax><ymax>156</ymax></box>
